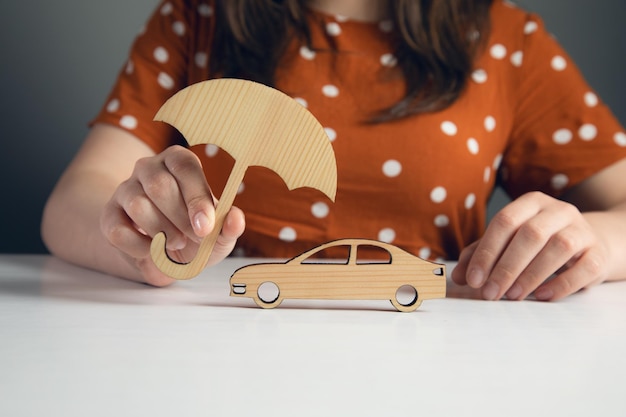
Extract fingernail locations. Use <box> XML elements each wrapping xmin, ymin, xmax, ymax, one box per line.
<box><xmin>506</xmin><ymin>283</ymin><xmax>522</xmax><ymax>300</ymax></box>
<box><xmin>482</xmin><ymin>281</ymin><xmax>500</xmax><ymax>300</ymax></box>
<box><xmin>194</xmin><ymin>212</ymin><xmax>210</xmax><ymax>235</ymax></box>
<box><xmin>467</xmin><ymin>268</ymin><xmax>484</xmax><ymax>287</ymax></box>
<box><xmin>534</xmin><ymin>287</ymin><xmax>553</xmax><ymax>301</ymax></box>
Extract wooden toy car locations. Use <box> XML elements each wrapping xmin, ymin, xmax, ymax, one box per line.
<box><xmin>229</xmin><ymin>239</ymin><xmax>446</xmax><ymax>311</ymax></box>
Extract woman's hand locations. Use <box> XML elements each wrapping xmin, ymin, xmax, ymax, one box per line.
<box><xmin>451</xmin><ymin>191</ymin><xmax>609</xmax><ymax>301</ymax></box>
<box><xmin>100</xmin><ymin>145</ymin><xmax>245</xmax><ymax>286</ymax></box>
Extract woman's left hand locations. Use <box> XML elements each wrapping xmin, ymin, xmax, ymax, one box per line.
<box><xmin>451</xmin><ymin>191</ymin><xmax>609</xmax><ymax>301</ymax></box>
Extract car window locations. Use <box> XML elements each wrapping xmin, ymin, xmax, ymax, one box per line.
<box><xmin>356</xmin><ymin>244</ymin><xmax>392</xmax><ymax>265</ymax></box>
<box><xmin>300</xmin><ymin>244</ymin><xmax>351</xmax><ymax>265</ymax></box>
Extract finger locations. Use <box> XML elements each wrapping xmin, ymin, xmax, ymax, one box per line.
<box><xmin>451</xmin><ymin>240</ymin><xmax>479</xmax><ymax>285</ymax></box>
<box><xmin>161</xmin><ymin>147</ymin><xmax>216</xmax><ymax>238</ymax></box>
<box><xmin>206</xmin><ymin>207</ymin><xmax>246</xmax><ymax>267</ymax></box>
<box><xmin>533</xmin><ymin>248</ymin><xmax>606</xmax><ymax>301</ymax></box>
<box><xmin>101</xmin><ymin>200</ymin><xmax>153</xmax><ymax>259</ymax></box>
<box><xmin>483</xmin><ymin>202</ymin><xmax>580</xmax><ymax>300</ymax></box>
<box><xmin>505</xmin><ymin>222</ymin><xmax>595</xmax><ymax>300</ymax></box>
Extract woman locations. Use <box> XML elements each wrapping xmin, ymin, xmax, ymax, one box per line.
<box><xmin>41</xmin><ymin>0</ymin><xmax>626</xmax><ymax>301</ymax></box>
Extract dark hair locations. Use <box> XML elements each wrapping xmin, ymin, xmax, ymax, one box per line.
<box><xmin>211</xmin><ymin>0</ymin><xmax>493</xmax><ymax>121</ymax></box>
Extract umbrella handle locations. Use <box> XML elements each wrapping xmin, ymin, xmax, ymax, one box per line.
<box><xmin>149</xmin><ymin>161</ymin><xmax>247</xmax><ymax>279</ymax></box>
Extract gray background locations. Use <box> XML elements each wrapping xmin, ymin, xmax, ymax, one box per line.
<box><xmin>1</xmin><ymin>0</ymin><xmax>625</xmax><ymax>253</ymax></box>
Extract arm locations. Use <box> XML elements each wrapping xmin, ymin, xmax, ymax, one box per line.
<box><xmin>451</xmin><ymin>157</ymin><xmax>626</xmax><ymax>301</ymax></box>
<box><xmin>41</xmin><ymin>124</ymin><xmax>245</xmax><ymax>286</ymax></box>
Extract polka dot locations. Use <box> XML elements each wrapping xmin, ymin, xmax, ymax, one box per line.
<box><xmin>430</xmin><ymin>186</ymin><xmax>447</xmax><ymax>204</ymax></box>
<box><xmin>326</xmin><ymin>22</ymin><xmax>342</xmax><ymax>36</ymax></box>
<box><xmin>379</xmin><ymin>20</ymin><xmax>393</xmax><ymax>33</ymax></box>
<box><xmin>324</xmin><ymin>127</ymin><xmax>337</xmax><ymax>142</ymax></box>
<box><xmin>195</xmin><ymin>52</ymin><xmax>208</xmax><ymax>68</ymax></box>
<box><xmin>300</xmin><ymin>45</ymin><xmax>316</xmax><ymax>60</ymax></box>
<box><xmin>524</xmin><ymin>21</ymin><xmax>538</xmax><ymax>35</ymax></box>
<box><xmin>198</xmin><ymin>4</ymin><xmax>213</xmax><ymax>17</ymax></box>
<box><xmin>584</xmin><ymin>92</ymin><xmax>599</xmax><ymax>108</ymax></box>
<box><xmin>161</xmin><ymin>2</ymin><xmax>173</xmax><ymax>15</ymax></box>
<box><xmin>335</xmin><ymin>15</ymin><xmax>349</xmax><ymax>22</ymax></box>
<box><xmin>311</xmin><ymin>202</ymin><xmax>329</xmax><ymax>218</ymax></box>
<box><xmin>378</xmin><ymin>228</ymin><xmax>396</xmax><ymax>243</ymax></box>
<box><xmin>419</xmin><ymin>247</ymin><xmax>431</xmax><ymax>260</ymax></box>
<box><xmin>380</xmin><ymin>53</ymin><xmax>397</xmax><ymax>67</ymax></box>
<box><xmin>125</xmin><ymin>60</ymin><xmax>134</xmax><ymax>75</ymax></box>
<box><xmin>434</xmin><ymin>215</ymin><xmax>450</xmax><ymax>228</ymax></box>
<box><xmin>106</xmin><ymin>99</ymin><xmax>120</xmax><ymax>113</ymax></box>
<box><xmin>279</xmin><ymin>227</ymin><xmax>297</xmax><ymax>242</ymax></box>
<box><xmin>490</xmin><ymin>44</ymin><xmax>507</xmax><ymax>60</ymax></box>
<box><xmin>553</xmin><ymin>128</ymin><xmax>573</xmax><ymax>145</ymax></box>
<box><xmin>154</xmin><ymin>46</ymin><xmax>169</xmax><ymax>63</ymax></box>
<box><xmin>615</xmin><ymin>132</ymin><xmax>626</xmax><ymax>147</ymax></box>
<box><xmin>294</xmin><ymin>97</ymin><xmax>308</xmax><ymax>108</ymax></box>
<box><xmin>484</xmin><ymin>167</ymin><xmax>491</xmax><ymax>183</ymax></box>
<box><xmin>578</xmin><ymin>124</ymin><xmax>597</xmax><ymax>141</ymax></box>
<box><xmin>484</xmin><ymin>115</ymin><xmax>496</xmax><ymax>132</ymax></box>
<box><xmin>120</xmin><ymin>115</ymin><xmax>138</xmax><ymax>130</ymax></box>
<box><xmin>465</xmin><ymin>193</ymin><xmax>476</xmax><ymax>210</ymax></box>
<box><xmin>441</xmin><ymin>121</ymin><xmax>458</xmax><ymax>136</ymax></box>
<box><xmin>493</xmin><ymin>154</ymin><xmax>503</xmax><ymax>170</ymax></box>
<box><xmin>467</xmin><ymin>138</ymin><xmax>479</xmax><ymax>155</ymax></box>
<box><xmin>205</xmin><ymin>144</ymin><xmax>219</xmax><ymax>157</ymax></box>
<box><xmin>172</xmin><ymin>21</ymin><xmax>186</xmax><ymax>36</ymax></box>
<box><xmin>551</xmin><ymin>174</ymin><xmax>569</xmax><ymax>190</ymax></box>
<box><xmin>158</xmin><ymin>72</ymin><xmax>175</xmax><ymax>89</ymax></box>
<box><xmin>322</xmin><ymin>84</ymin><xmax>339</xmax><ymax>98</ymax></box>
<box><xmin>382</xmin><ymin>160</ymin><xmax>402</xmax><ymax>177</ymax></box>
<box><xmin>467</xmin><ymin>30</ymin><xmax>480</xmax><ymax>42</ymax></box>
<box><xmin>551</xmin><ymin>56</ymin><xmax>567</xmax><ymax>71</ymax></box>
<box><xmin>237</xmin><ymin>183</ymin><xmax>245</xmax><ymax>195</ymax></box>
<box><xmin>472</xmin><ymin>69</ymin><xmax>488</xmax><ymax>84</ymax></box>
<box><xmin>510</xmin><ymin>51</ymin><xmax>523</xmax><ymax>67</ymax></box>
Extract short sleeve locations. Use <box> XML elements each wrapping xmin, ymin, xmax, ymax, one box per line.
<box><xmin>500</xmin><ymin>13</ymin><xmax>626</xmax><ymax>199</ymax></box>
<box><xmin>90</xmin><ymin>0</ymin><xmax>216</xmax><ymax>152</ymax></box>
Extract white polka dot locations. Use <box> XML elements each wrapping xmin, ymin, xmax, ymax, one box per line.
<box><xmin>125</xmin><ymin>60</ymin><xmax>134</xmax><ymax>75</ymax></box>
<box><xmin>484</xmin><ymin>115</ymin><xmax>496</xmax><ymax>132</ymax></box>
<box><xmin>430</xmin><ymin>187</ymin><xmax>447</xmax><ymax>204</ymax></box>
<box><xmin>504</xmin><ymin>0</ymin><xmax>516</xmax><ymax>8</ymax></box>
<box><xmin>490</xmin><ymin>44</ymin><xmax>507</xmax><ymax>60</ymax></box>
<box><xmin>120</xmin><ymin>115</ymin><xmax>138</xmax><ymax>130</ymax></box>
<box><xmin>161</xmin><ymin>2</ymin><xmax>173</xmax><ymax>15</ymax></box>
<box><xmin>324</xmin><ymin>127</ymin><xmax>337</xmax><ymax>142</ymax></box>
<box><xmin>158</xmin><ymin>72</ymin><xmax>175</xmax><ymax>90</ymax></box>
<box><xmin>379</xmin><ymin>20</ymin><xmax>393</xmax><ymax>33</ymax></box>
<box><xmin>584</xmin><ymin>92</ymin><xmax>599</xmax><ymax>108</ymax></box>
<box><xmin>434</xmin><ymin>215</ymin><xmax>450</xmax><ymax>228</ymax></box>
<box><xmin>467</xmin><ymin>138</ymin><xmax>479</xmax><ymax>155</ymax></box>
<box><xmin>237</xmin><ymin>183</ymin><xmax>245</xmax><ymax>195</ymax></box>
<box><xmin>510</xmin><ymin>51</ymin><xmax>523</xmax><ymax>67</ymax></box>
<box><xmin>198</xmin><ymin>4</ymin><xmax>213</xmax><ymax>17</ymax></box>
<box><xmin>279</xmin><ymin>227</ymin><xmax>297</xmax><ymax>242</ymax></box>
<box><xmin>553</xmin><ymin>128</ymin><xmax>573</xmax><ymax>145</ymax></box>
<box><xmin>300</xmin><ymin>45</ymin><xmax>316</xmax><ymax>60</ymax></box>
<box><xmin>524</xmin><ymin>21</ymin><xmax>538</xmax><ymax>35</ymax></box>
<box><xmin>484</xmin><ymin>167</ymin><xmax>491</xmax><ymax>183</ymax></box>
<box><xmin>380</xmin><ymin>53</ymin><xmax>397</xmax><ymax>67</ymax></box>
<box><xmin>378</xmin><ymin>228</ymin><xmax>396</xmax><ymax>243</ymax></box>
<box><xmin>615</xmin><ymin>132</ymin><xmax>626</xmax><ymax>147</ymax></box>
<box><xmin>551</xmin><ymin>56</ymin><xmax>567</xmax><ymax>71</ymax></box>
<box><xmin>154</xmin><ymin>47</ymin><xmax>169</xmax><ymax>63</ymax></box>
<box><xmin>106</xmin><ymin>99</ymin><xmax>120</xmax><ymax>113</ymax></box>
<box><xmin>382</xmin><ymin>160</ymin><xmax>402</xmax><ymax>177</ymax></box>
<box><xmin>172</xmin><ymin>21</ymin><xmax>186</xmax><ymax>36</ymax></box>
<box><xmin>195</xmin><ymin>52</ymin><xmax>208</xmax><ymax>68</ymax></box>
<box><xmin>322</xmin><ymin>84</ymin><xmax>339</xmax><ymax>98</ymax></box>
<box><xmin>493</xmin><ymin>154</ymin><xmax>503</xmax><ymax>170</ymax></box>
<box><xmin>419</xmin><ymin>247</ymin><xmax>431</xmax><ymax>260</ymax></box>
<box><xmin>335</xmin><ymin>15</ymin><xmax>349</xmax><ymax>22</ymax></box>
<box><xmin>465</xmin><ymin>193</ymin><xmax>476</xmax><ymax>210</ymax></box>
<box><xmin>578</xmin><ymin>124</ymin><xmax>597</xmax><ymax>141</ymax></box>
<box><xmin>311</xmin><ymin>202</ymin><xmax>329</xmax><ymax>218</ymax></box>
<box><xmin>472</xmin><ymin>69</ymin><xmax>488</xmax><ymax>84</ymax></box>
<box><xmin>441</xmin><ymin>121</ymin><xmax>458</xmax><ymax>136</ymax></box>
<box><xmin>326</xmin><ymin>22</ymin><xmax>342</xmax><ymax>36</ymax></box>
<box><xmin>205</xmin><ymin>144</ymin><xmax>219</xmax><ymax>157</ymax></box>
<box><xmin>467</xmin><ymin>30</ymin><xmax>480</xmax><ymax>42</ymax></box>
<box><xmin>551</xmin><ymin>174</ymin><xmax>569</xmax><ymax>190</ymax></box>
<box><xmin>294</xmin><ymin>97</ymin><xmax>308</xmax><ymax>108</ymax></box>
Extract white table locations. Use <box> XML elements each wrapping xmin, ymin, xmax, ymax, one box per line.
<box><xmin>1</xmin><ymin>255</ymin><xmax>624</xmax><ymax>417</ymax></box>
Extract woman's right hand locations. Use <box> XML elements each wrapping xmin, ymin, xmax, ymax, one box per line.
<box><xmin>100</xmin><ymin>145</ymin><xmax>245</xmax><ymax>286</ymax></box>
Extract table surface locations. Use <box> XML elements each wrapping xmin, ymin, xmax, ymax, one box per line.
<box><xmin>1</xmin><ymin>254</ymin><xmax>624</xmax><ymax>417</ymax></box>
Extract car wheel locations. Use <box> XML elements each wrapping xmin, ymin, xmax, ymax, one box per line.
<box><xmin>390</xmin><ymin>285</ymin><xmax>422</xmax><ymax>312</ymax></box>
<box><xmin>254</xmin><ymin>281</ymin><xmax>283</xmax><ymax>309</ymax></box>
